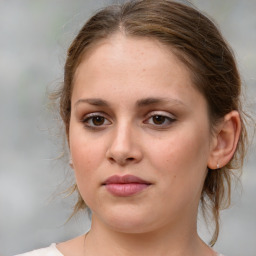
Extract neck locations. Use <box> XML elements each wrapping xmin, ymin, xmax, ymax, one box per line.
<box><xmin>83</xmin><ymin>214</ymin><xmax>213</xmax><ymax>256</ymax></box>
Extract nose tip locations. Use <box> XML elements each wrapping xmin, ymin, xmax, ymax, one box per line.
<box><xmin>107</xmin><ymin>155</ymin><xmax>137</xmax><ymax>166</ymax></box>
<box><xmin>106</xmin><ymin>127</ymin><xmax>142</xmax><ymax>165</ymax></box>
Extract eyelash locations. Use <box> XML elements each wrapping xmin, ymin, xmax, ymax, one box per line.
<box><xmin>82</xmin><ymin>113</ymin><xmax>111</xmax><ymax>129</ymax></box>
<box><xmin>144</xmin><ymin>111</ymin><xmax>176</xmax><ymax>128</ymax></box>
<box><xmin>81</xmin><ymin>111</ymin><xmax>176</xmax><ymax>130</ymax></box>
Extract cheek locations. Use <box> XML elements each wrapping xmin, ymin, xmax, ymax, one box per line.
<box><xmin>148</xmin><ymin>126</ymin><xmax>210</xmax><ymax>187</ymax></box>
<box><xmin>69</xmin><ymin>129</ymin><xmax>104</xmax><ymax>186</ymax></box>
<box><xmin>150</xmin><ymin>130</ymin><xmax>209</xmax><ymax>214</ymax></box>
<box><xmin>70</xmin><ymin>139</ymin><xmax>104</xmax><ymax>207</ymax></box>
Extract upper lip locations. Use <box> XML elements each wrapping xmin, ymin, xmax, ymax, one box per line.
<box><xmin>103</xmin><ymin>174</ymin><xmax>151</xmax><ymax>185</ymax></box>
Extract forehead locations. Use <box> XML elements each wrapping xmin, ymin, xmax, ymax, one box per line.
<box><xmin>75</xmin><ymin>33</ymin><xmax>192</xmax><ymax>76</ymax></box>
<box><xmin>72</xmin><ymin>33</ymin><xmax>205</xmax><ymax>108</ymax></box>
<box><xmin>75</xmin><ymin>34</ymin><xmax>190</xmax><ymax>76</ymax></box>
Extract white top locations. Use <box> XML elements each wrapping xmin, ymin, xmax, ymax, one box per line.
<box><xmin>15</xmin><ymin>243</ymin><xmax>225</xmax><ymax>256</ymax></box>
<box><xmin>14</xmin><ymin>244</ymin><xmax>63</xmax><ymax>256</ymax></box>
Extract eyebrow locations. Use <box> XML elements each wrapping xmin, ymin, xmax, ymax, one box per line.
<box><xmin>136</xmin><ymin>97</ymin><xmax>185</xmax><ymax>107</ymax></box>
<box><xmin>75</xmin><ymin>98</ymin><xmax>108</xmax><ymax>107</ymax></box>
<box><xmin>75</xmin><ymin>97</ymin><xmax>185</xmax><ymax>108</ymax></box>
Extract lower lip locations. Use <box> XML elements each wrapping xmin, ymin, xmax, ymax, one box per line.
<box><xmin>105</xmin><ymin>183</ymin><xmax>150</xmax><ymax>196</ymax></box>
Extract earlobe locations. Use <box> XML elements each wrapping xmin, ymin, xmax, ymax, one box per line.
<box><xmin>69</xmin><ymin>157</ymin><xmax>74</xmax><ymax>169</ymax></box>
<box><xmin>207</xmin><ymin>111</ymin><xmax>241</xmax><ymax>170</ymax></box>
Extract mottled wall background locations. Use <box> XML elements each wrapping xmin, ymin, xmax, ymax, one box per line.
<box><xmin>0</xmin><ymin>1</ymin><xmax>255</xmax><ymax>255</ymax></box>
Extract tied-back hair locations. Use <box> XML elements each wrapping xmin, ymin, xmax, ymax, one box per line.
<box><xmin>52</xmin><ymin>0</ymin><xmax>248</xmax><ymax>246</ymax></box>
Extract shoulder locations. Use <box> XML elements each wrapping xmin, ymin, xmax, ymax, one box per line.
<box><xmin>14</xmin><ymin>235</ymin><xmax>86</xmax><ymax>256</ymax></box>
<box><xmin>14</xmin><ymin>244</ymin><xmax>63</xmax><ymax>256</ymax></box>
<box><xmin>55</xmin><ymin>234</ymin><xmax>86</xmax><ymax>256</ymax></box>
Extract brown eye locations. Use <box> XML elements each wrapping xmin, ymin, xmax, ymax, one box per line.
<box><xmin>92</xmin><ymin>116</ymin><xmax>105</xmax><ymax>126</ymax></box>
<box><xmin>144</xmin><ymin>112</ymin><xmax>176</xmax><ymax>128</ymax></box>
<box><xmin>152</xmin><ymin>115</ymin><xmax>166</xmax><ymax>125</ymax></box>
<box><xmin>82</xmin><ymin>113</ymin><xmax>111</xmax><ymax>129</ymax></box>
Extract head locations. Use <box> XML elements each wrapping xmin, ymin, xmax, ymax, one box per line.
<box><xmin>57</xmin><ymin>0</ymin><xmax>247</xmax><ymax>246</ymax></box>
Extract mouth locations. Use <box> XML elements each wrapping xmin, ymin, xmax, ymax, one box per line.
<box><xmin>102</xmin><ymin>174</ymin><xmax>152</xmax><ymax>197</ymax></box>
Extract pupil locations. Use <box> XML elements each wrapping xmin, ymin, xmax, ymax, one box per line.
<box><xmin>93</xmin><ymin>116</ymin><xmax>104</xmax><ymax>125</ymax></box>
<box><xmin>153</xmin><ymin>115</ymin><xmax>165</xmax><ymax>124</ymax></box>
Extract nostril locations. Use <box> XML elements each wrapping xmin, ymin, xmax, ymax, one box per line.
<box><xmin>108</xmin><ymin>156</ymin><xmax>135</xmax><ymax>165</ymax></box>
<box><xmin>108</xmin><ymin>157</ymin><xmax>115</xmax><ymax>163</ymax></box>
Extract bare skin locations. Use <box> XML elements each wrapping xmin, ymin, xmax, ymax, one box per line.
<box><xmin>57</xmin><ymin>33</ymin><xmax>240</xmax><ymax>256</ymax></box>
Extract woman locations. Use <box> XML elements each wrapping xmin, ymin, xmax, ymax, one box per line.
<box><xmin>16</xmin><ymin>0</ymin><xmax>248</xmax><ymax>255</ymax></box>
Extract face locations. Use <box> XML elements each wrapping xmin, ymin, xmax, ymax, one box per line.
<box><xmin>69</xmin><ymin>34</ymin><xmax>214</xmax><ymax>234</ymax></box>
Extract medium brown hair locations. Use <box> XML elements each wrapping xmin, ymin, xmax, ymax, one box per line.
<box><xmin>55</xmin><ymin>0</ymin><xmax>248</xmax><ymax>246</ymax></box>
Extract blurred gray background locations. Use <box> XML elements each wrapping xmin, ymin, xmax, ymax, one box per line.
<box><xmin>0</xmin><ymin>1</ymin><xmax>255</xmax><ymax>255</ymax></box>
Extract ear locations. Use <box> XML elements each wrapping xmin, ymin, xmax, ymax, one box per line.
<box><xmin>207</xmin><ymin>111</ymin><xmax>241</xmax><ymax>169</ymax></box>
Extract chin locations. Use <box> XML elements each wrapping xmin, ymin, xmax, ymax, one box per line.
<box><xmin>93</xmin><ymin>205</ymin><xmax>158</xmax><ymax>234</ymax></box>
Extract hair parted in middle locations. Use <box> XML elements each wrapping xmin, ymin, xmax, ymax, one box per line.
<box><xmin>55</xmin><ymin>0</ymin><xmax>247</xmax><ymax>246</ymax></box>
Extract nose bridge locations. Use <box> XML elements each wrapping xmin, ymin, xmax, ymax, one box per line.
<box><xmin>106</xmin><ymin>118</ymin><xmax>142</xmax><ymax>165</ymax></box>
<box><xmin>114</xmin><ymin>119</ymin><xmax>133</xmax><ymax>147</ymax></box>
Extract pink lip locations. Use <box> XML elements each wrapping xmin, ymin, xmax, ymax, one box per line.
<box><xmin>103</xmin><ymin>175</ymin><xmax>151</xmax><ymax>197</ymax></box>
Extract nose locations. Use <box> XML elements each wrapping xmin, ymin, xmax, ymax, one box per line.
<box><xmin>106</xmin><ymin>123</ymin><xmax>143</xmax><ymax>166</ymax></box>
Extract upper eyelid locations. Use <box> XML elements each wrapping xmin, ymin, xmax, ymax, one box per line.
<box><xmin>82</xmin><ymin>113</ymin><xmax>112</xmax><ymax>128</ymax></box>
<box><xmin>81</xmin><ymin>111</ymin><xmax>110</xmax><ymax>120</ymax></box>
<box><xmin>80</xmin><ymin>110</ymin><xmax>176</xmax><ymax>122</ymax></box>
<box><xmin>145</xmin><ymin>110</ymin><xmax>176</xmax><ymax>119</ymax></box>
